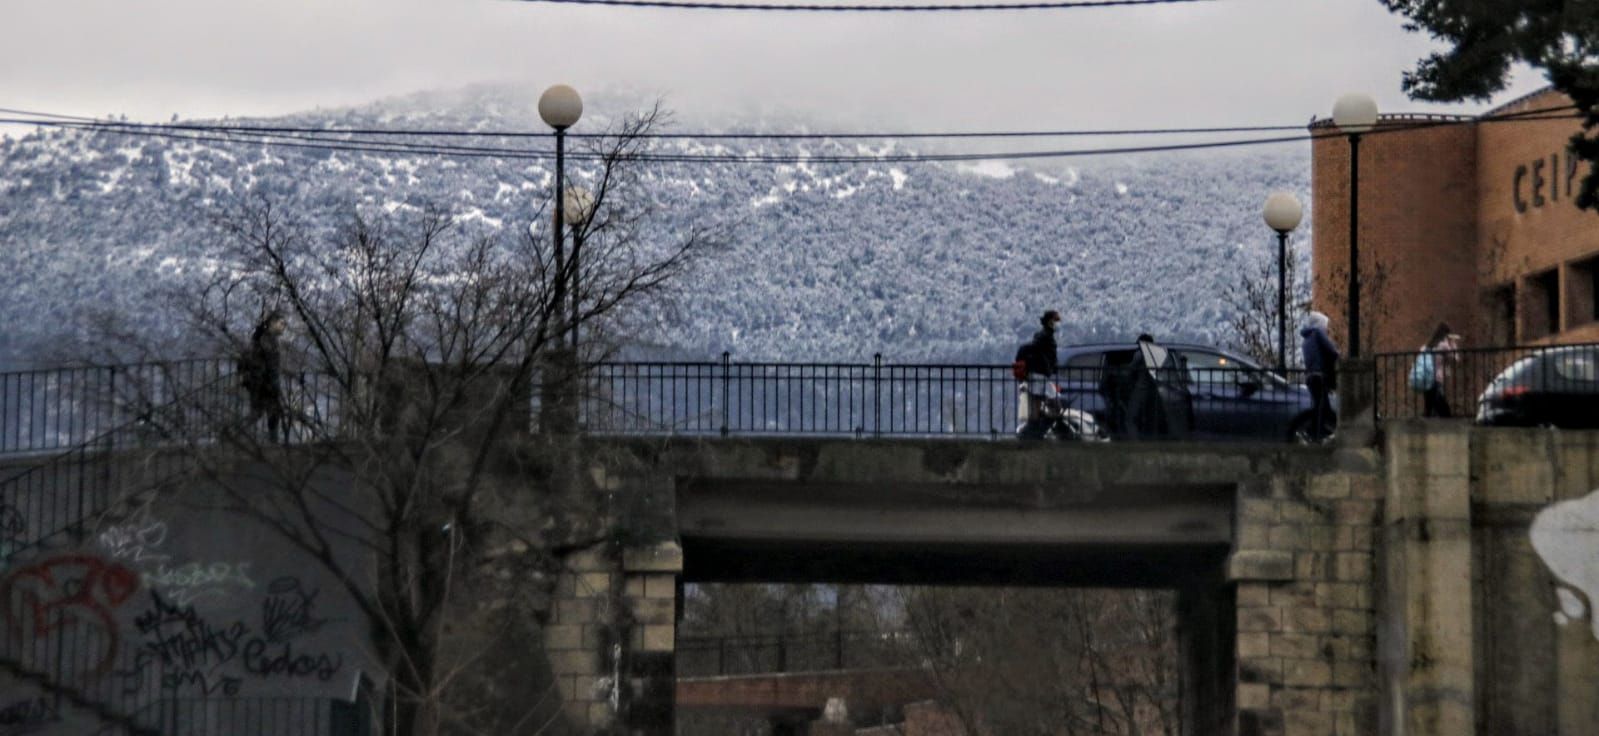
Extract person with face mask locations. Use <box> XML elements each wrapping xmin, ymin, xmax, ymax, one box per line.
<box><xmin>1018</xmin><ymin>311</ymin><xmax>1062</xmax><ymax>439</ymax></box>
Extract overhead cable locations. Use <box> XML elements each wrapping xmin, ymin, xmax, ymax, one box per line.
<box><xmin>513</xmin><ymin>0</ymin><xmax>1210</xmax><ymax>11</ymax></box>
<box><xmin>0</xmin><ymin>106</ymin><xmax>1581</xmax><ymax>166</ymax></box>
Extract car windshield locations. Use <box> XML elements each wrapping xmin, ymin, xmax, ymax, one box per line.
<box><xmin>1178</xmin><ymin>350</ymin><xmax>1286</xmax><ymax>388</ymax></box>
<box><xmin>1554</xmin><ymin>352</ymin><xmax>1599</xmax><ymax>381</ymax></box>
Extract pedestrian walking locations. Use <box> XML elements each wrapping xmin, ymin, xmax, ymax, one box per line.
<box><xmin>240</xmin><ymin>310</ymin><xmax>288</xmax><ymax>443</ymax></box>
<box><xmin>1017</xmin><ymin>310</ymin><xmax>1062</xmax><ymax>439</ymax></box>
<box><xmin>1300</xmin><ymin>312</ymin><xmax>1340</xmax><ymax>442</ymax></box>
<box><xmin>1410</xmin><ymin>322</ymin><xmax>1463</xmax><ymax>418</ymax></box>
<box><xmin>1125</xmin><ymin>333</ymin><xmax>1173</xmax><ymax>439</ymax></box>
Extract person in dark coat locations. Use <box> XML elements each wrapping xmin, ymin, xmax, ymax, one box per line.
<box><xmin>1019</xmin><ymin>311</ymin><xmax>1062</xmax><ymax>439</ymax></box>
<box><xmin>1300</xmin><ymin>311</ymin><xmax>1340</xmax><ymax>442</ymax></box>
<box><xmin>1124</xmin><ymin>333</ymin><xmax>1172</xmax><ymax>439</ymax></box>
<box><xmin>241</xmin><ymin>311</ymin><xmax>288</xmax><ymax>443</ymax></box>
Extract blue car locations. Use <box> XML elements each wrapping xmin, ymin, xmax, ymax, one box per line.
<box><xmin>1052</xmin><ymin>343</ymin><xmax>1335</xmax><ymax>442</ymax></box>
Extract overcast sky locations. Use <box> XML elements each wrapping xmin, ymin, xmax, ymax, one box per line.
<box><xmin>1</xmin><ymin>0</ymin><xmax>1550</xmax><ymax>132</ymax></box>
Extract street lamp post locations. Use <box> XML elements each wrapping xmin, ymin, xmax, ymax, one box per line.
<box><xmin>539</xmin><ymin>84</ymin><xmax>583</xmax><ymax>335</ymax></box>
<box><xmin>563</xmin><ymin>186</ymin><xmax>595</xmax><ymax>348</ymax></box>
<box><xmin>1263</xmin><ymin>192</ymin><xmax>1304</xmax><ymax>374</ymax></box>
<box><xmin>1332</xmin><ymin>93</ymin><xmax>1378</xmax><ymax>357</ymax></box>
<box><xmin>539</xmin><ymin>84</ymin><xmax>582</xmax><ymax>431</ymax></box>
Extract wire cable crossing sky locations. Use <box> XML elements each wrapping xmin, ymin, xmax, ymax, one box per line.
<box><xmin>0</xmin><ymin>106</ymin><xmax>1578</xmax><ymax>165</ymax></box>
<box><xmin>513</xmin><ymin>0</ymin><xmax>1211</xmax><ymax>11</ymax></box>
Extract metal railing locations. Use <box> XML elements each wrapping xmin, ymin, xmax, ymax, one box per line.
<box><xmin>584</xmin><ymin>359</ymin><xmax>1327</xmax><ymax>443</ymax></box>
<box><xmin>1375</xmin><ymin>342</ymin><xmax>1599</xmax><ymax>422</ymax></box>
<box><xmin>88</xmin><ymin>696</ymin><xmax>359</xmax><ymax>736</ymax></box>
<box><xmin>582</xmin><ymin>355</ymin><xmax>1015</xmax><ymax>438</ymax></box>
<box><xmin>0</xmin><ymin>357</ymin><xmax>1341</xmax><ymax>451</ymax></box>
<box><xmin>676</xmin><ymin>629</ymin><xmax>919</xmax><ymax>677</ymax></box>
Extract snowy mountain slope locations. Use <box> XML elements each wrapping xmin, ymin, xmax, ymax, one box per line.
<box><xmin>0</xmin><ymin>86</ymin><xmax>1311</xmax><ymax>367</ymax></box>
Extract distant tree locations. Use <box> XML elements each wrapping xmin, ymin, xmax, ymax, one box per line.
<box><xmin>1379</xmin><ymin>0</ymin><xmax>1599</xmax><ymax>208</ymax></box>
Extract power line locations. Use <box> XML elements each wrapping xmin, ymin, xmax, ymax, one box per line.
<box><xmin>2</xmin><ymin>103</ymin><xmax>1575</xmax><ymax>143</ymax></box>
<box><xmin>0</xmin><ymin>106</ymin><xmax>1580</xmax><ymax>166</ymax></box>
<box><xmin>514</xmin><ymin>0</ymin><xmax>1209</xmax><ymax>11</ymax></box>
<box><xmin>0</xmin><ymin>107</ymin><xmax>1312</xmax><ymax>140</ymax></box>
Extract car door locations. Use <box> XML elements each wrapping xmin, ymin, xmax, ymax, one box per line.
<box><xmin>1175</xmin><ymin>350</ymin><xmax>1284</xmax><ymax>439</ymax></box>
<box><xmin>1059</xmin><ymin>350</ymin><xmax>1108</xmax><ymax>418</ymax></box>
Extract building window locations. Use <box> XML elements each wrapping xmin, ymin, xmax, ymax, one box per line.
<box><xmin>1523</xmin><ymin>269</ymin><xmax>1562</xmax><ymax>339</ymax></box>
<box><xmin>1571</xmin><ymin>255</ymin><xmax>1599</xmax><ymax>328</ymax></box>
<box><xmin>1487</xmin><ymin>284</ymin><xmax>1516</xmax><ymax>345</ymax></box>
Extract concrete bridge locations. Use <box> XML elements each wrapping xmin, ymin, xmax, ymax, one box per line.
<box><xmin>547</xmin><ymin>424</ymin><xmax>1599</xmax><ymax>736</ymax></box>
<box><xmin>4</xmin><ymin>372</ymin><xmax>1599</xmax><ymax>735</ymax></box>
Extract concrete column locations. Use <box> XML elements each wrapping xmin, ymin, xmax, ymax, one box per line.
<box><xmin>1381</xmin><ymin>422</ymin><xmax>1474</xmax><ymax>736</ymax></box>
<box><xmin>1179</xmin><ymin>562</ymin><xmax>1235</xmax><ymax>736</ymax></box>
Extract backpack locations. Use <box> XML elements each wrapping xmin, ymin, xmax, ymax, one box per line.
<box><xmin>1408</xmin><ymin>351</ymin><xmax>1436</xmax><ymax>391</ymax></box>
<box><xmin>1012</xmin><ymin>342</ymin><xmax>1035</xmax><ymax>381</ymax></box>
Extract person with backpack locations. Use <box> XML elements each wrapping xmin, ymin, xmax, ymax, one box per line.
<box><xmin>1300</xmin><ymin>311</ymin><xmax>1340</xmax><ymax>442</ymax></box>
<box><xmin>1410</xmin><ymin>322</ymin><xmax>1462</xmax><ymax>417</ymax></box>
<box><xmin>1015</xmin><ymin>310</ymin><xmax>1062</xmax><ymax>439</ymax></box>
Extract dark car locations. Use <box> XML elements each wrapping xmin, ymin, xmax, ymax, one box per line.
<box><xmin>1055</xmin><ymin>343</ymin><xmax>1335</xmax><ymax>442</ymax></box>
<box><xmin>1476</xmin><ymin>346</ymin><xmax>1599</xmax><ymax>428</ymax></box>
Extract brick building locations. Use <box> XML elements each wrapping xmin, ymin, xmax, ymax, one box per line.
<box><xmin>1311</xmin><ymin>87</ymin><xmax>1599</xmax><ymax>354</ymax></box>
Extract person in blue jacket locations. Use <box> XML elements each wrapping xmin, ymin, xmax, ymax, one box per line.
<box><xmin>1300</xmin><ymin>311</ymin><xmax>1340</xmax><ymax>442</ymax></box>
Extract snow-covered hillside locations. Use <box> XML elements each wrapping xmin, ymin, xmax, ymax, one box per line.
<box><xmin>0</xmin><ymin>86</ymin><xmax>1311</xmax><ymax>367</ymax></box>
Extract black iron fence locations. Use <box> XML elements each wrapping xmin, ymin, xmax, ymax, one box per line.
<box><xmin>87</xmin><ymin>696</ymin><xmax>361</xmax><ymax>736</ymax></box>
<box><xmin>0</xmin><ymin>357</ymin><xmax>1344</xmax><ymax>453</ymax></box>
<box><xmin>1375</xmin><ymin>342</ymin><xmax>1599</xmax><ymax>423</ymax></box>
<box><xmin>581</xmin><ymin>356</ymin><xmax>1015</xmax><ymax>437</ymax></box>
<box><xmin>676</xmin><ymin>629</ymin><xmax>919</xmax><ymax>677</ymax></box>
<box><xmin>583</xmin><ymin>359</ymin><xmax>1327</xmax><ymax>444</ymax></box>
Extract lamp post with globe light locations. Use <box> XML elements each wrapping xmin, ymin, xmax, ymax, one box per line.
<box><xmin>1263</xmin><ymin>191</ymin><xmax>1304</xmax><ymax>374</ymax></box>
<box><xmin>1332</xmin><ymin>93</ymin><xmax>1378</xmax><ymax>357</ymax></box>
<box><xmin>539</xmin><ymin>84</ymin><xmax>582</xmax><ymax>431</ymax></box>
<box><xmin>539</xmin><ymin>84</ymin><xmax>583</xmax><ymax>337</ymax></box>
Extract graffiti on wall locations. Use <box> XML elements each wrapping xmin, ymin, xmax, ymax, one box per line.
<box><xmin>97</xmin><ymin>516</ymin><xmax>257</xmax><ymax>606</ymax></box>
<box><xmin>0</xmin><ymin>696</ymin><xmax>60</xmax><ymax>736</ymax></box>
<box><xmin>98</xmin><ymin>520</ymin><xmax>171</xmax><ymax>566</ymax></box>
<box><xmin>1529</xmin><ymin>487</ymin><xmax>1599</xmax><ymax>641</ymax></box>
<box><xmin>120</xmin><ymin>577</ymin><xmax>344</xmax><ymax>698</ymax></box>
<box><xmin>1</xmin><ymin>554</ymin><xmax>140</xmax><ymax>675</ymax></box>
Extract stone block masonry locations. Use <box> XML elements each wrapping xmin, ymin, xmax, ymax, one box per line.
<box><xmin>1230</xmin><ymin>447</ymin><xmax>1381</xmax><ymax>736</ymax></box>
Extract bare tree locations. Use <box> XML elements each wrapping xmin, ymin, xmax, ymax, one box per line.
<box><xmin>105</xmin><ymin>106</ymin><xmax>719</xmax><ymax>736</ymax></box>
<box><xmin>1223</xmin><ymin>243</ymin><xmax>1311</xmax><ymax>370</ymax></box>
<box><xmin>893</xmin><ymin>587</ymin><xmax>1178</xmax><ymax>736</ymax></box>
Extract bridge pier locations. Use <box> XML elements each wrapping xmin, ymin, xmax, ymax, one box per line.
<box><xmin>1179</xmin><ymin>563</ymin><xmax>1235</xmax><ymax>736</ymax></box>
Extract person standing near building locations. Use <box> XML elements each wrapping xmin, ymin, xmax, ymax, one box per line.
<box><xmin>1300</xmin><ymin>312</ymin><xmax>1340</xmax><ymax>442</ymax></box>
<box><xmin>1412</xmin><ymin>322</ymin><xmax>1463</xmax><ymax>418</ymax></box>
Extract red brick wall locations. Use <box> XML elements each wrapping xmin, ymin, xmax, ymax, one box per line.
<box><xmin>1311</xmin><ymin>116</ymin><xmax>1479</xmax><ymax>355</ymax></box>
<box><xmin>1311</xmin><ymin>88</ymin><xmax>1599</xmax><ymax>353</ymax></box>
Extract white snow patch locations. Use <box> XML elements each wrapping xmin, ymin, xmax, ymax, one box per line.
<box><xmin>888</xmin><ymin>169</ymin><xmax>908</xmax><ymax>190</ymax></box>
<box><xmin>1114</xmin><ymin>182</ymin><xmax>1129</xmax><ymax>196</ymax></box>
<box><xmin>1033</xmin><ymin>172</ymin><xmax>1060</xmax><ymax>185</ymax></box>
<box><xmin>956</xmin><ymin>161</ymin><xmax>1017</xmax><ymax>180</ymax></box>
<box><xmin>454</xmin><ymin>208</ymin><xmax>502</xmax><ymax>228</ymax></box>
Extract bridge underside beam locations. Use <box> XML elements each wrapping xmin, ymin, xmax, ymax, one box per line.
<box><xmin>683</xmin><ymin>538</ymin><xmax>1230</xmax><ymax>588</ymax></box>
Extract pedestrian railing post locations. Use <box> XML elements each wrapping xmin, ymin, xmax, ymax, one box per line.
<box><xmin>720</xmin><ymin>351</ymin><xmax>731</xmax><ymax>437</ymax></box>
<box><xmin>873</xmin><ymin>353</ymin><xmax>882</xmax><ymax>438</ymax></box>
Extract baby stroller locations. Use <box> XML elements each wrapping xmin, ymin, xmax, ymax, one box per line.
<box><xmin>1017</xmin><ymin>380</ymin><xmax>1107</xmax><ymax>441</ymax></box>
